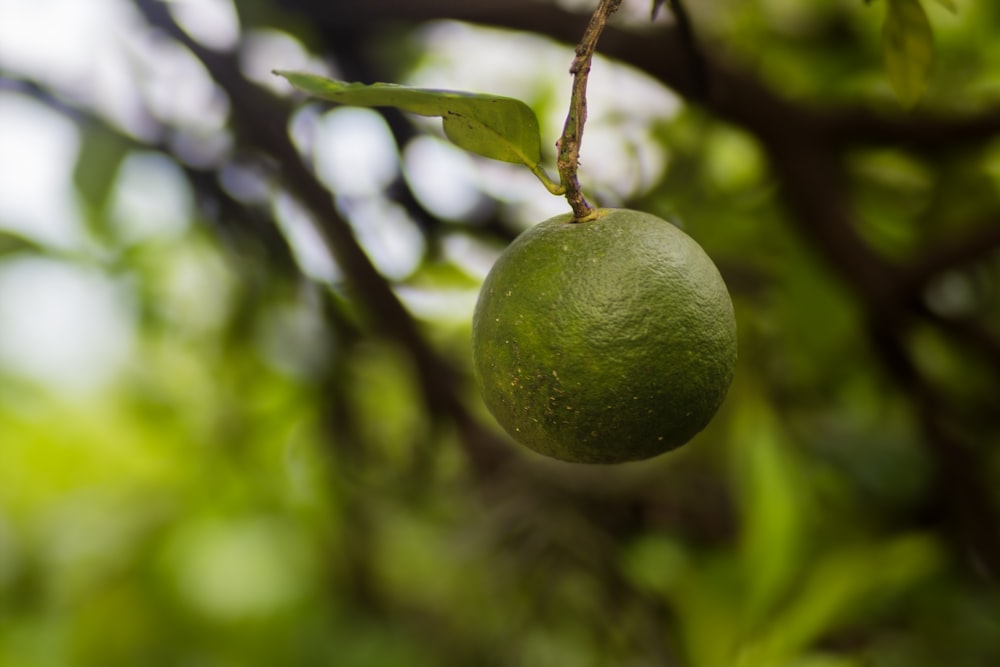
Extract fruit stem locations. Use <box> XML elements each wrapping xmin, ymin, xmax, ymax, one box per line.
<box><xmin>557</xmin><ymin>0</ymin><xmax>623</xmax><ymax>222</ymax></box>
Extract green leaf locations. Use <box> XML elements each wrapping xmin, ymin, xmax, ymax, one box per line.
<box><xmin>883</xmin><ymin>0</ymin><xmax>934</xmax><ymax>108</ymax></box>
<box><xmin>274</xmin><ymin>71</ymin><xmax>563</xmax><ymax>194</ymax></box>
<box><xmin>0</xmin><ymin>230</ymin><xmax>44</xmax><ymax>258</ymax></box>
<box><xmin>742</xmin><ymin>534</ymin><xmax>941</xmax><ymax>664</ymax></box>
<box><xmin>74</xmin><ymin>122</ymin><xmax>132</xmax><ymax>214</ymax></box>
<box><xmin>730</xmin><ymin>396</ymin><xmax>808</xmax><ymax>626</ymax></box>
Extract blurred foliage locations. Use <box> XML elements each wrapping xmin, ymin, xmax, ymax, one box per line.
<box><xmin>1</xmin><ymin>0</ymin><xmax>1000</xmax><ymax>665</ymax></box>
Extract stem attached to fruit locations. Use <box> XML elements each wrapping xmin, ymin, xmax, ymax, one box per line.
<box><xmin>557</xmin><ymin>0</ymin><xmax>623</xmax><ymax>222</ymax></box>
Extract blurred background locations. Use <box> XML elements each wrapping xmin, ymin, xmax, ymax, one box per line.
<box><xmin>1</xmin><ymin>0</ymin><xmax>999</xmax><ymax>664</ymax></box>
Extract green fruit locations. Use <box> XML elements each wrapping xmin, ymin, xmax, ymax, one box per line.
<box><xmin>471</xmin><ymin>208</ymin><xmax>737</xmax><ymax>464</ymax></box>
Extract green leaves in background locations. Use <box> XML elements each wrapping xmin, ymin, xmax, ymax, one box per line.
<box><xmin>882</xmin><ymin>0</ymin><xmax>935</xmax><ymax>108</ymax></box>
<box><xmin>274</xmin><ymin>71</ymin><xmax>563</xmax><ymax>194</ymax></box>
<box><xmin>74</xmin><ymin>121</ymin><xmax>132</xmax><ymax>214</ymax></box>
<box><xmin>731</xmin><ymin>397</ymin><xmax>808</xmax><ymax>625</ymax></box>
<box><xmin>928</xmin><ymin>0</ymin><xmax>957</xmax><ymax>13</ymax></box>
<box><xmin>0</xmin><ymin>231</ymin><xmax>43</xmax><ymax>259</ymax></box>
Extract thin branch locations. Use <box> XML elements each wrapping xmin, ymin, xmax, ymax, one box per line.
<box><xmin>557</xmin><ymin>0</ymin><xmax>622</xmax><ymax>221</ymax></box>
<box><xmin>830</xmin><ymin>108</ymin><xmax>1000</xmax><ymax>151</ymax></box>
<box><xmin>665</xmin><ymin>0</ymin><xmax>709</xmax><ymax>101</ymax></box>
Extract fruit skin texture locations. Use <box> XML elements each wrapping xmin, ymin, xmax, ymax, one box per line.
<box><xmin>472</xmin><ymin>208</ymin><xmax>737</xmax><ymax>464</ymax></box>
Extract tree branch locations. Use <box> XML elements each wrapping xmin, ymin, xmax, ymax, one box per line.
<box><xmin>664</xmin><ymin>0</ymin><xmax>709</xmax><ymax>101</ymax></box>
<box><xmin>556</xmin><ymin>0</ymin><xmax>622</xmax><ymax>221</ymax></box>
<box><xmin>132</xmin><ymin>0</ymin><xmax>511</xmax><ymax>474</ymax></box>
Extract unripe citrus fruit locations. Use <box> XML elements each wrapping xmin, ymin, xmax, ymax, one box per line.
<box><xmin>472</xmin><ymin>208</ymin><xmax>736</xmax><ymax>464</ymax></box>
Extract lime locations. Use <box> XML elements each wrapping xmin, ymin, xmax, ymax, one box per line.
<box><xmin>471</xmin><ymin>208</ymin><xmax>737</xmax><ymax>464</ymax></box>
